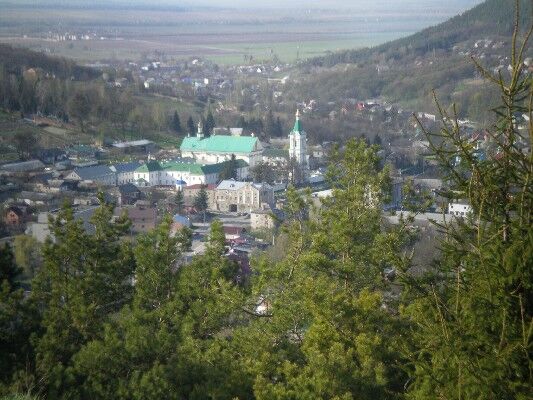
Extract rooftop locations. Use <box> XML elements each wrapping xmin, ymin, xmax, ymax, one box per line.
<box><xmin>136</xmin><ymin>159</ymin><xmax>248</xmax><ymax>175</ymax></box>
<box><xmin>112</xmin><ymin>140</ymin><xmax>153</xmax><ymax>148</ymax></box>
<box><xmin>112</xmin><ymin>161</ymin><xmax>142</xmax><ymax>174</ymax></box>
<box><xmin>216</xmin><ymin>179</ymin><xmax>270</xmax><ymax>191</ymax></box>
<box><xmin>180</xmin><ymin>135</ymin><xmax>259</xmax><ymax>154</ymax></box>
<box><xmin>72</xmin><ymin>165</ymin><xmax>115</xmax><ymax>180</ymax></box>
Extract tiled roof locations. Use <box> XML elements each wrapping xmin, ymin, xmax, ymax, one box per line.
<box><xmin>180</xmin><ymin>135</ymin><xmax>259</xmax><ymax>154</ymax></box>
<box><xmin>112</xmin><ymin>161</ymin><xmax>142</xmax><ymax>174</ymax></box>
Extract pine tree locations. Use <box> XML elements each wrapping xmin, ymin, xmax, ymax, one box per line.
<box><xmin>0</xmin><ymin>244</ymin><xmax>37</xmax><ymax>395</ymax></box>
<box><xmin>186</xmin><ymin>116</ymin><xmax>195</xmax><ymax>136</ymax></box>
<box><xmin>204</xmin><ymin>110</ymin><xmax>215</xmax><ymax>137</ymax></box>
<box><xmin>174</xmin><ymin>190</ymin><xmax>184</xmax><ymax>214</ymax></box>
<box><xmin>265</xmin><ymin>110</ymin><xmax>275</xmax><ymax>139</ymax></box>
<box><xmin>0</xmin><ymin>244</ymin><xmax>21</xmax><ymax>288</ymax></box>
<box><xmin>194</xmin><ymin>187</ymin><xmax>209</xmax><ymax>223</ymax></box>
<box><xmin>220</xmin><ymin>154</ymin><xmax>238</xmax><ymax>180</ymax></box>
<box><xmin>171</xmin><ymin>110</ymin><xmax>181</xmax><ymax>133</ymax></box>
<box><xmin>73</xmin><ymin>218</ymin><xmax>249</xmax><ymax>399</ymax></box>
<box><xmin>402</xmin><ymin>11</ymin><xmax>533</xmax><ymax>399</ymax></box>
<box><xmin>31</xmin><ymin>199</ymin><xmax>135</xmax><ymax>397</ymax></box>
<box><xmin>238</xmin><ymin>140</ymin><xmax>409</xmax><ymax>399</ymax></box>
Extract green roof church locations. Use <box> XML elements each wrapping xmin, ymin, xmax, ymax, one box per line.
<box><xmin>180</xmin><ymin>121</ymin><xmax>263</xmax><ymax>167</ymax></box>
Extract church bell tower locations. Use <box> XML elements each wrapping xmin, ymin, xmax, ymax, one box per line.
<box><xmin>289</xmin><ymin>109</ymin><xmax>309</xmax><ymax>182</ymax></box>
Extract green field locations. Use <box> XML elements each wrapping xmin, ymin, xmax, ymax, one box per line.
<box><xmin>0</xmin><ymin>3</ymin><xmax>462</xmax><ymax>65</ymax></box>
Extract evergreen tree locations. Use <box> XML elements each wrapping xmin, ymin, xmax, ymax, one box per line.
<box><xmin>186</xmin><ymin>116</ymin><xmax>195</xmax><ymax>136</ymax></box>
<box><xmin>171</xmin><ymin>111</ymin><xmax>181</xmax><ymax>133</ymax></box>
<box><xmin>401</xmin><ymin>20</ymin><xmax>533</xmax><ymax>399</ymax></box>
<box><xmin>73</xmin><ymin>218</ymin><xmax>249</xmax><ymax>399</ymax></box>
<box><xmin>31</xmin><ymin>199</ymin><xmax>135</xmax><ymax>397</ymax></box>
<box><xmin>250</xmin><ymin>161</ymin><xmax>276</xmax><ymax>184</ymax></box>
<box><xmin>220</xmin><ymin>154</ymin><xmax>238</xmax><ymax>180</ymax></box>
<box><xmin>174</xmin><ymin>190</ymin><xmax>184</xmax><ymax>214</ymax></box>
<box><xmin>237</xmin><ymin>140</ymin><xmax>410</xmax><ymax>399</ymax></box>
<box><xmin>0</xmin><ymin>244</ymin><xmax>21</xmax><ymax>288</ymax></box>
<box><xmin>275</xmin><ymin>116</ymin><xmax>284</xmax><ymax>138</ymax></box>
<box><xmin>265</xmin><ymin>110</ymin><xmax>275</xmax><ymax>139</ymax></box>
<box><xmin>13</xmin><ymin>130</ymin><xmax>38</xmax><ymax>161</ymax></box>
<box><xmin>204</xmin><ymin>110</ymin><xmax>215</xmax><ymax>137</ymax></box>
<box><xmin>193</xmin><ymin>187</ymin><xmax>209</xmax><ymax>223</ymax></box>
<box><xmin>0</xmin><ymin>245</ymin><xmax>37</xmax><ymax>395</ymax></box>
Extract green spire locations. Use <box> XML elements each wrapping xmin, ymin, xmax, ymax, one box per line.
<box><xmin>292</xmin><ymin>109</ymin><xmax>302</xmax><ymax>132</ymax></box>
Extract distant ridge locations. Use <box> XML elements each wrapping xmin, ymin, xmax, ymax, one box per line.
<box><xmin>307</xmin><ymin>0</ymin><xmax>532</xmax><ymax>67</ymax></box>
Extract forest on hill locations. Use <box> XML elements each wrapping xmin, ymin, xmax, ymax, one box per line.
<box><xmin>288</xmin><ymin>0</ymin><xmax>532</xmax><ymax>123</ymax></box>
<box><xmin>0</xmin><ymin>45</ymin><xmax>98</xmax><ymax>81</ymax></box>
<box><xmin>306</xmin><ymin>0</ymin><xmax>532</xmax><ymax>68</ymax></box>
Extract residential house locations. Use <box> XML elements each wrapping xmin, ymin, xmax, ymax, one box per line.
<box><xmin>171</xmin><ymin>214</ymin><xmax>191</xmax><ymax>234</ymax></box>
<box><xmin>118</xmin><ymin>183</ymin><xmax>141</xmax><ymax>206</ymax></box>
<box><xmin>28</xmin><ymin>208</ymin><xmax>99</xmax><ymax>243</ymax></box>
<box><xmin>67</xmin><ymin>145</ymin><xmax>100</xmax><ymax>163</ymax></box>
<box><xmin>114</xmin><ymin>205</ymin><xmax>158</xmax><ymax>234</ymax></box>
<box><xmin>17</xmin><ymin>191</ymin><xmax>56</xmax><ymax>207</ymax></box>
<box><xmin>112</xmin><ymin>161</ymin><xmax>142</xmax><ymax>185</ymax></box>
<box><xmin>65</xmin><ymin>165</ymin><xmax>117</xmax><ymax>186</ymax></box>
<box><xmin>223</xmin><ymin>226</ymin><xmax>246</xmax><ymax>241</ymax></box>
<box><xmin>183</xmin><ymin>184</ymin><xmax>216</xmax><ymax>207</ymax></box>
<box><xmin>37</xmin><ymin>148</ymin><xmax>68</xmax><ymax>165</ymax></box>
<box><xmin>262</xmin><ymin>148</ymin><xmax>289</xmax><ymax>165</ymax></box>
<box><xmin>46</xmin><ymin>179</ymin><xmax>79</xmax><ymax>193</ymax></box>
<box><xmin>250</xmin><ymin>204</ymin><xmax>283</xmax><ymax>231</ymax></box>
<box><xmin>213</xmin><ymin>180</ymin><xmax>274</xmax><ymax>212</ymax></box>
<box><xmin>449</xmin><ymin>200</ymin><xmax>472</xmax><ymax>217</ymax></box>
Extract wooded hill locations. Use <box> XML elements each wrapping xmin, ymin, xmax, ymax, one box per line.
<box><xmin>289</xmin><ymin>0</ymin><xmax>532</xmax><ymax>123</ymax></box>
<box><xmin>0</xmin><ymin>44</ymin><xmax>98</xmax><ymax>80</ymax></box>
<box><xmin>307</xmin><ymin>0</ymin><xmax>532</xmax><ymax>68</ymax></box>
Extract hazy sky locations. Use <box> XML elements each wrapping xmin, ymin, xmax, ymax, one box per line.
<box><xmin>4</xmin><ymin>0</ymin><xmax>483</xmax><ymax>9</ymax></box>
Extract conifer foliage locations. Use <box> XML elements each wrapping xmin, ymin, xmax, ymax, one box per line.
<box><xmin>401</xmin><ymin>9</ymin><xmax>533</xmax><ymax>398</ymax></box>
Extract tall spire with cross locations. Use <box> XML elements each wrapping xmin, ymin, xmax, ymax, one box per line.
<box><xmin>289</xmin><ymin>108</ymin><xmax>309</xmax><ymax>182</ymax></box>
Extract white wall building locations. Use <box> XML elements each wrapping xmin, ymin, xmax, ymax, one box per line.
<box><xmin>449</xmin><ymin>201</ymin><xmax>472</xmax><ymax>217</ymax></box>
<box><xmin>133</xmin><ymin>159</ymin><xmax>249</xmax><ymax>188</ymax></box>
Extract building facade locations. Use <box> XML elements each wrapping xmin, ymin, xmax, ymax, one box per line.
<box><xmin>65</xmin><ymin>165</ymin><xmax>117</xmax><ymax>186</ymax></box>
<box><xmin>133</xmin><ymin>159</ymin><xmax>249</xmax><ymax>188</ymax></box>
<box><xmin>113</xmin><ymin>162</ymin><xmax>143</xmax><ymax>185</ymax></box>
<box><xmin>213</xmin><ymin>179</ymin><xmax>274</xmax><ymax>212</ymax></box>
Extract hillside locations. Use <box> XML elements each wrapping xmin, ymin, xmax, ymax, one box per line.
<box><xmin>307</xmin><ymin>0</ymin><xmax>532</xmax><ymax>68</ymax></box>
<box><xmin>290</xmin><ymin>0</ymin><xmax>532</xmax><ymax>123</ymax></box>
<box><xmin>0</xmin><ymin>44</ymin><xmax>99</xmax><ymax>80</ymax></box>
